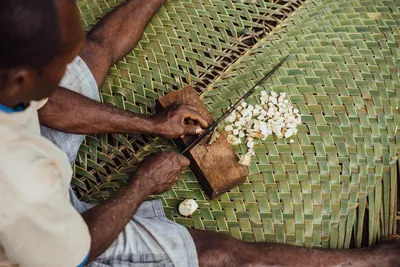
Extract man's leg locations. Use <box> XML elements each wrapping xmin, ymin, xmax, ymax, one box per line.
<box><xmin>188</xmin><ymin>228</ymin><xmax>400</xmax><ymax>267</ymax></box>
<box><xmin>78</xmin><ymin>0</ymin><xmax>164</xmax><ymax>87</ymax></box>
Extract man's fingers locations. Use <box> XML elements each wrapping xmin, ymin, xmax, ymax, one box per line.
<box><xmin>186</xmin><ymin>118</ymin><xmax>196</xmax><ymax>125</ymax></box>
<box><xmin>169</xmin><ymin>102</ymin><xmax>181</xmax><ymax>110</ymax></box>
<box><xmin>184</xmin><ymin>125</ymin><xmax>203</xmax><ymax>136</ymax></box>
<box><xmin>184</xmin><ymin>112</ymin><xmax>208</xmax><ymax>129</ymax></box>
<box><xmin>178</xmin><ymin>154</ymin><xmax>190</xmax><ymax>167</ymax></box>
<box><xmin>184</xmin><ymin>105</ymin><xmax>198</xmax><ymax>113</ymax></box>
<box><xmin>178</xmin><ymin>105</ymin><xmax>208</xmax><ymax>129</ymax></box>
<box><xmin>169</xmin><ymin>152</ymin><xmax>190</xmax><ymax>167</ymax></box>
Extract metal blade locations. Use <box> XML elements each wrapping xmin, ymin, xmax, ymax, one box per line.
<box><xmin>181</xmin><ymin>55</ymin><xmax>289</xmax><ymax>154</ymax></box>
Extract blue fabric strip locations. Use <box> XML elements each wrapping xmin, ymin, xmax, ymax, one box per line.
<box><xmin>0</xmin><ymin>103</ymin><xmax>24</xmax><ymax>113</ymax></box>
<box><xmin>77</xmin><ymin>253</ymin><xmax>89</xmax><ymax>267</ymax></box>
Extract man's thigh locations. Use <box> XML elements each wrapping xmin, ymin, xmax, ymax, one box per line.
<box><xmin>69</xmin><ymin>190</ymin><xmax>199</xmax><ymax>267</ymax></box>
<box><xmin>86</xmin><ymin>200</ymin><xmax>199</xmax><ymax>267</ymax></box>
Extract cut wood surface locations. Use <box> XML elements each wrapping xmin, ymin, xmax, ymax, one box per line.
<box><xmin>158</xmin><ymin>86</ymin><xmax>249</xmax><ymax>199</ymax></box>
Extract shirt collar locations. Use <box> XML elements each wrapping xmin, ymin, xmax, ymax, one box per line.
<box><xmin>0</xmin><ymin>103</ymin><xmax>25</xmax><ymax>113</ymax></box>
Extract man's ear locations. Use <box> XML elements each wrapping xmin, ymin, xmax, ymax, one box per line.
<box><xmin>0</xmin><ymin>68</ymin><xmax>37</xmax><ymax>104</ymax></box>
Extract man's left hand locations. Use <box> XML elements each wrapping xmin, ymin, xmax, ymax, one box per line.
<box><xmin>151</xmin><ymin>103</ymin><xmax>208</xmax><ymax>139</ymax></box>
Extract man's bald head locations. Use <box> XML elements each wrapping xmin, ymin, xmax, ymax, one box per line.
<box><xmin>0</xmin><ymin>0</ymin><xmax>63</xmax><ymax>70</ymax></box>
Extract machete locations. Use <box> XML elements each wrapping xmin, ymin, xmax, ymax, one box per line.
<box><xmin>181</xmin><ymin>55</ymin><xmax>289</xmax><ymax>154</ymax></box>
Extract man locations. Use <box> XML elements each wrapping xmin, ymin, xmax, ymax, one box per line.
<box><xmin>0</xmin><ymin>0</ymin><xmax>398</xmax><ymax>266</ymax></box>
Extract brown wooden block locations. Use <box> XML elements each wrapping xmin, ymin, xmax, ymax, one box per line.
<box><xmin>158</xmin><ymin>86</ymin><xmax>249</xmax><ymax>199</ymax></box>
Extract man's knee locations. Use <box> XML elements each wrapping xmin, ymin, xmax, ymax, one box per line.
<box><xmin>79</xmin><ymin>36</ymin><xmax>114</xmax><ymax>88</ymax></box>
<box><xmin>197</xmin><ymin>244</ymin><xmax>235</xmax><ymax>267</ymax></box>
<box><xmin>188</xmin><ymin>229</ymin><xmax>244</xmax><ymax>267</ymax></box>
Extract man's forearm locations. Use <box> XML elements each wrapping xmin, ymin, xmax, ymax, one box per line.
<box><xmin>87</xmin><ymin>0</ymin><xmax>165</xmax><ymax>65</ymax></box>
<box><xmin>38</xmin><ymin>87</ymin><xmax>157</xmax><ymax>134</ymax></box>
<box><xmin>81</xmin><ymin>176</ymin><xmax>149</xmax><ymax>263</ymax></box>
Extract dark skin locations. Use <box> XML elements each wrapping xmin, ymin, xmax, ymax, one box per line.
<box><xmin>0</xmin><ymin>0</ymin><xmax>399</xmax><ymax>266</ymax></box>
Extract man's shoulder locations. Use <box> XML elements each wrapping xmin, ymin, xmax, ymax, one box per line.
<box><xmin>0</xmin><ymin>124</ymin><xmax>35</xmax><ymax>143</ymax></box>
<box><xmin>0</xmin><ymin>124</ymin><xmax>72</xmax><ymax>205</ymax></box>
<box><xmin>0</xmin><ymin>125</ymin><xmax>90</xmax><ymax>267</ymax></box>
<box><xmin>0</xmin><ymin>124</ymin><xmax>63</xmax><ymax>158</ymax></box>
<box><xmin>0</xmin><ymin>124</ymin><xmax>17</xmax><ymax>136</ymax></box>
<box><xmin>0</xmin><ymin>125</ymin><xmax>47</xmax><ymax>160</ymax></box>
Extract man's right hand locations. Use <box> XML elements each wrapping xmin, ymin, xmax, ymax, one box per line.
<box><xmin>135</xmin><ymin>151</ymin><xmax>190</xmax><ymax>195</ymax></box>
<box><xmin>151</xmin><ymin>103</ymin><xmax>209</xmax><ymax>140</ymax></box>
<box><xmin>82</xmin><ymin>150</ymin><xmax>189</xmax><ymax>263</ymax></box>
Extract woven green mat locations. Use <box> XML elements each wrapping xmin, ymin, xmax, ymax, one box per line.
<box><xmin>74</xmin><ymin>0</ymin><xmax>400</xmax><ymax>248</ymax></box>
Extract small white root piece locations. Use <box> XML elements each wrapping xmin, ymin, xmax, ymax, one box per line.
<box><xmin>179</xmin><ymin>199</ymin><xmax>199</xmax><ymax>217</ymax></box>
<box><xmin>239</xmin><ymin>149</ymin><xmax>255</xmax><ymax>166</ymax></box>
<box><xmin>247</xmin><ymin>140</ymin><xmax>254</xmax><ymax>149</ymax></box>
<box><xmin>208</xmin><ymin>129</ymin><xmax>220</xmax><ymax>145</ymax></box>
<box><xmin>227</xmin><ymin>116</ymin><xmax>236</xmax><ymax>123</ymax></box>
<box><xmin>225</xmin><ymin>125</ymin><xmax>233</xmax><ymax>132</ymax></box>
<box><xmin>285</xmin><ymin>128</ymin><xmax>294</xmax><ymax>138</ymax></box>
<box><xmin>227</xmin><ymin>134</ymin><xmax>237</xmax><ymax>144</ymax></box>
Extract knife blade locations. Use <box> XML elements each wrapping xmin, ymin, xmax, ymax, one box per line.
<box><xmin>181</xmin><ymin>55</ymin><xmax>289</xmax><ymax>155</ymax></box>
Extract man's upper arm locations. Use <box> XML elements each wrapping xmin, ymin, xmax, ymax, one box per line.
<box><xmin>0</xmin><ymin>132</ymin><xmax>91</xmax><ymax>267</ymax></box>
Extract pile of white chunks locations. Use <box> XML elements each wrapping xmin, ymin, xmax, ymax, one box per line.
<box><xmin>224</xmin><ymin>90</ymin><xmax>301</xmax><ymax>166</ymax></box>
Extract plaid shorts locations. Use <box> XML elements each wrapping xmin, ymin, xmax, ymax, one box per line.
<box><xmin>40</xmin><ymin>56</ymin><xmax>198</xmax><ymax>267</ymax></box>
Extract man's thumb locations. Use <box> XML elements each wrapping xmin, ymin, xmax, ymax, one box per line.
<box><xmin>178</xmin><ymin>155</ymin><xmax>190</xmax><ymax>167</ymax></box>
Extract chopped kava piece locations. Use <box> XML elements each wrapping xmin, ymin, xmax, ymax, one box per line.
<box><xmin>238</xmin><ymin>149</ymin><xmax>255</xmax><ymax>166</ymax></box>
<box><xmin>179</xmin><ymin>199</ymin><xmax>198</xmax><ymax>216</ymax></box>
<box><xmin>208</xmin><ymin>128</ymin><xmax>220</xmax><ymax>145</ymax></box>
